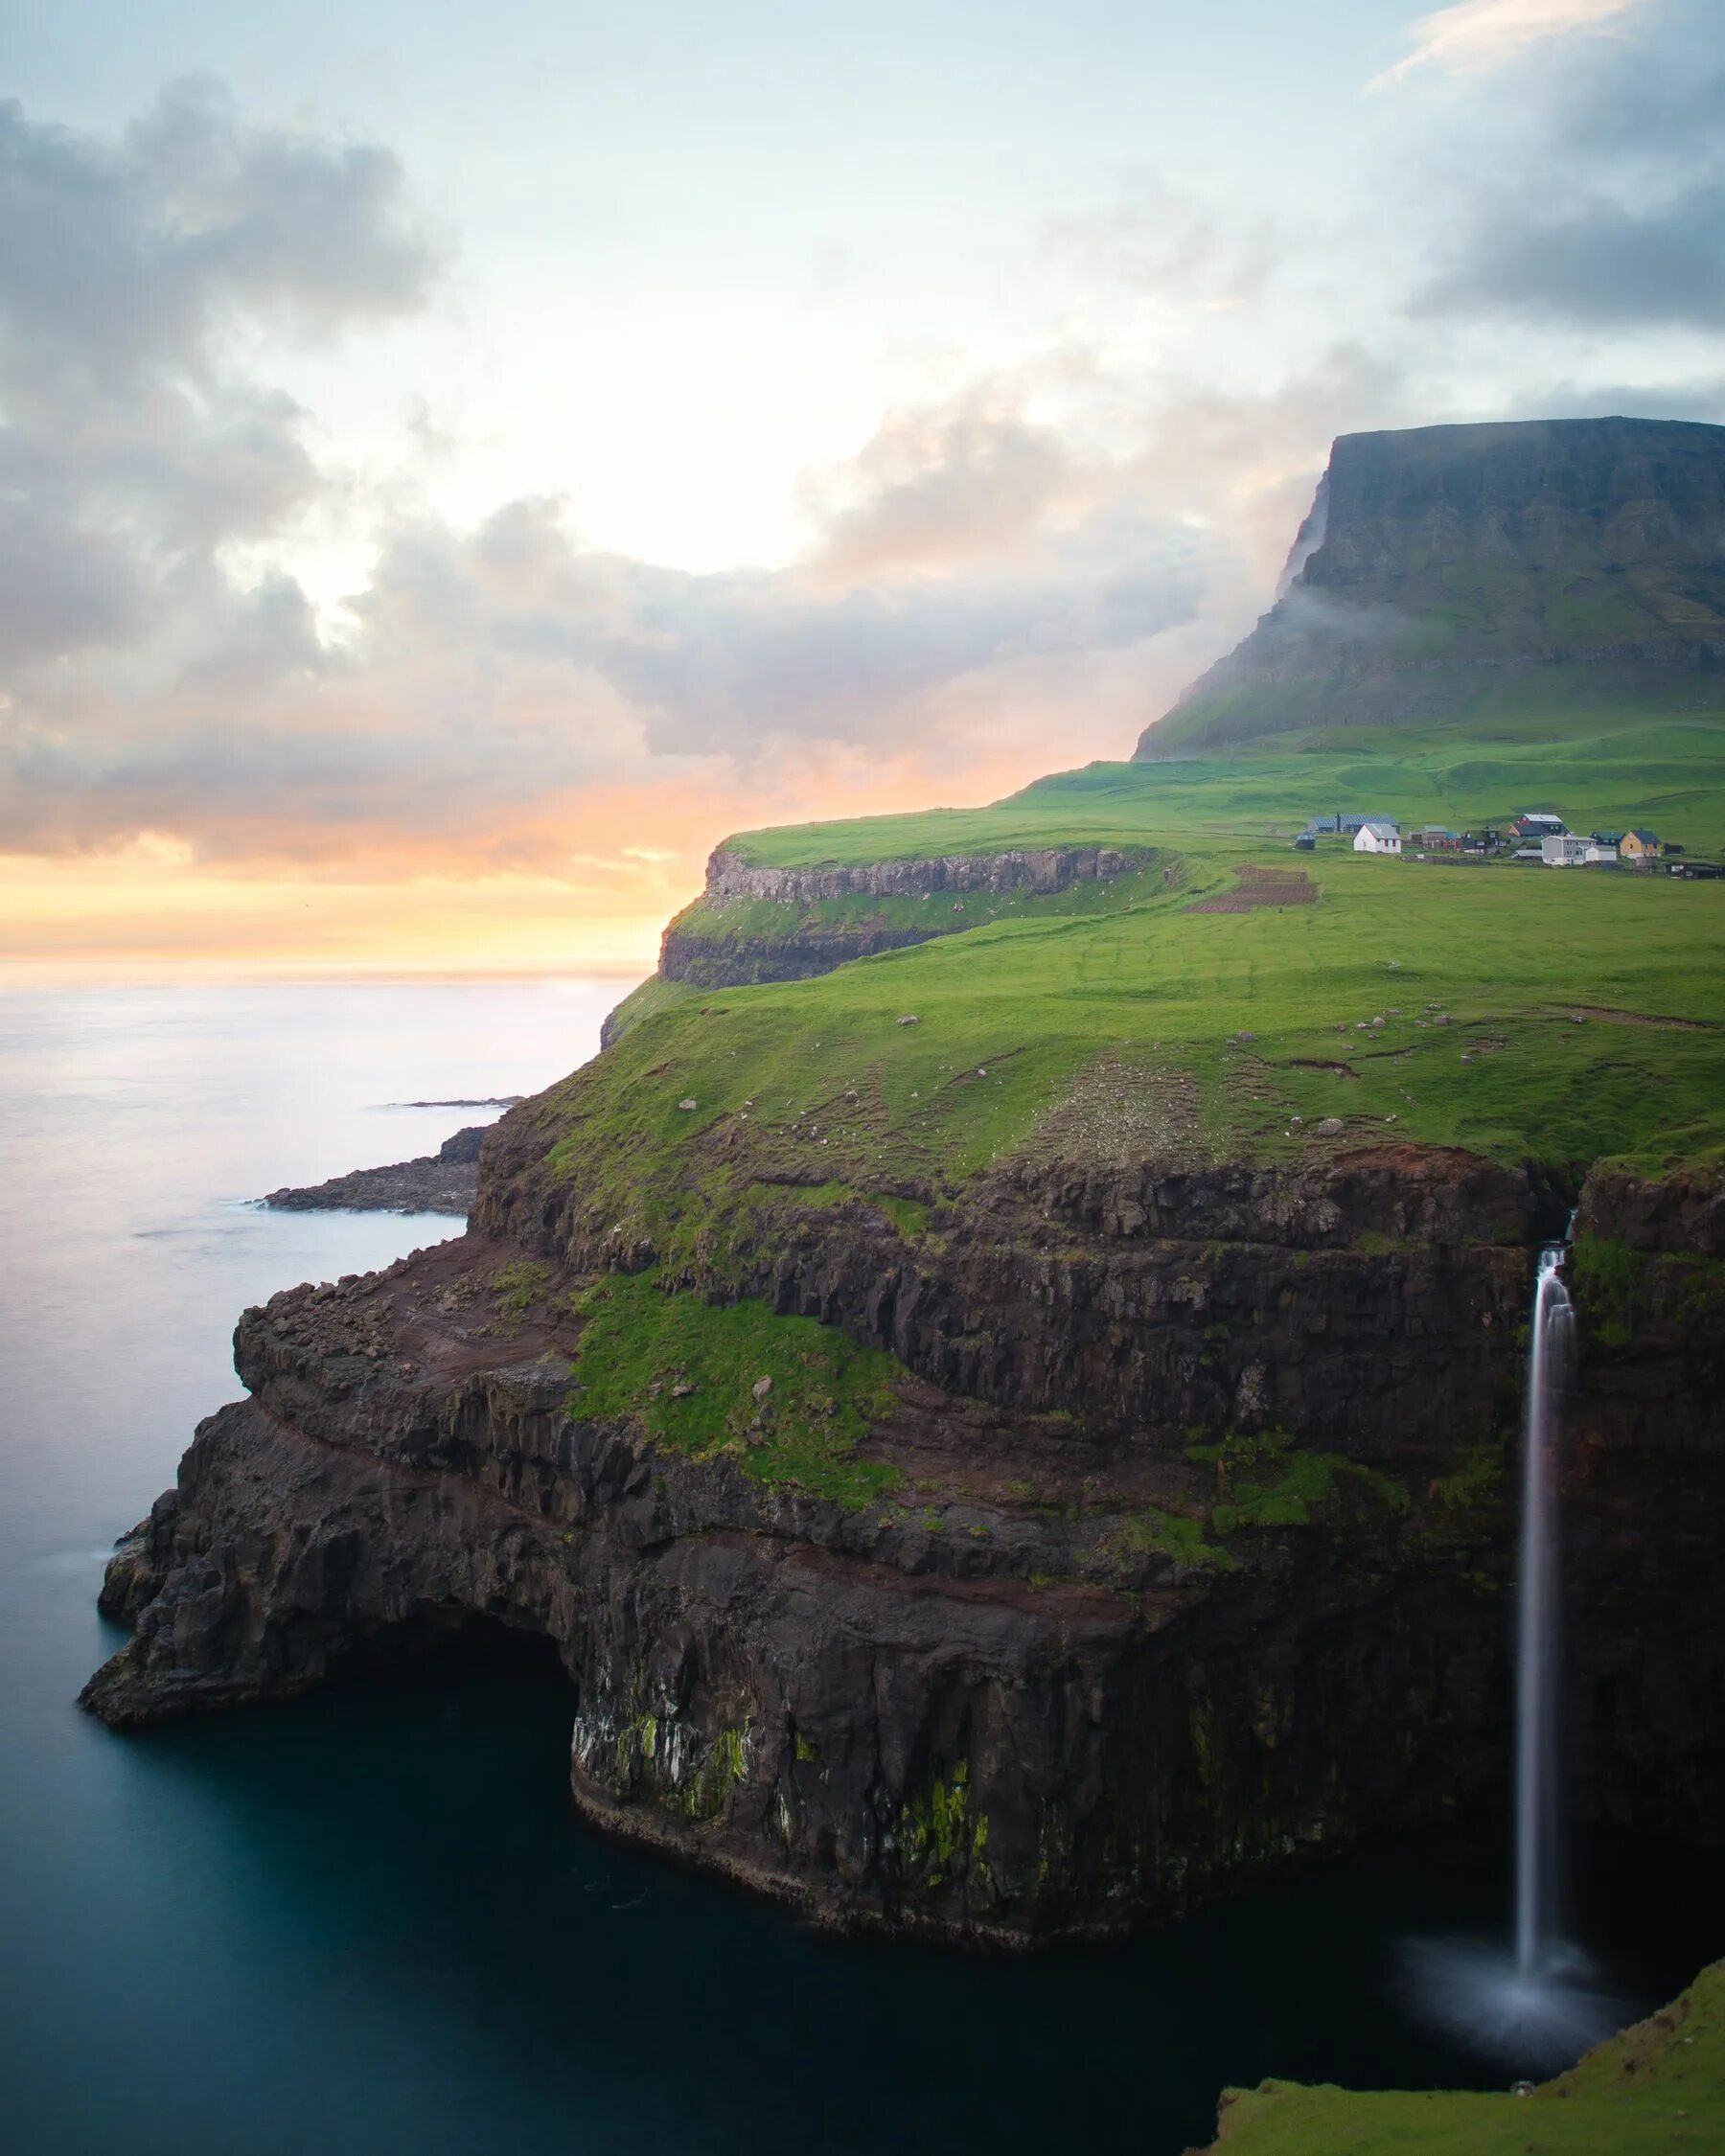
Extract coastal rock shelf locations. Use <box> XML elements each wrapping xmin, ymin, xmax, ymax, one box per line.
<box><xmin>82</xmin><ymin>1134</ymin><xmax>1725</xmax><ymax>1943</ymax></box>
<box><xmin>262</xmin><ymin>1122</ymin><xmax>490</xmax><ymax>1216</ymax></box>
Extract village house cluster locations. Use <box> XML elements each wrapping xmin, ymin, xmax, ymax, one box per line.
<box><xmin>1294</xmin><ymin>811</ymin><xmax>1714</xmax><ymax>873</ymax></box>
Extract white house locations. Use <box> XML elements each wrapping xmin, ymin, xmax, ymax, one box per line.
<box><xmin>1354</xmin><ymin>820</ymin><xmax>1402</xmax><ymax>856</ymax></box>
<box><xmin>1542</xmin><ymin>835</ymin><xmax>1593</xmax><ymax>866</ymax></box>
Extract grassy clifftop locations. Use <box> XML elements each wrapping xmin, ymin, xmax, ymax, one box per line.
<box><xmin>728</xmin><ymin>708</ymin><xmax>1725</xmax><ymax>867</ymax></box>
<box><xmin>1199</xmin><ymin>1960</ymin><xmax>1725</xmax><ymax>2154</ymax></box>
<box><xmin>594</xmin><ymin>707</ymin><xmax>1725</xmax><ymax>1202</ymax></box>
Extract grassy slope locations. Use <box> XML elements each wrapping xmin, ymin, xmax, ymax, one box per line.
<box><xmin>566</xmin><ymin>1273</ymin><xmax>907</xmax><ymax>1507</ymax></box>
<box><xmin>577</xmin><ymin>835</ymin><xmax>1725</xmax><ymax>1236</ymax></box>
<box><xmin>730</xmin><ymin>711</ymin><xmax>1725</xmax><ymax>866</ymax></box>
<box><xmin>1146</xmin><ymin>661</ymin><xmax>1725</xmax><ymax>759</ymax></box>
<box><xmin>1202</xmin><ymin>1960</ymin><xmax>1725</xmax><ymax>2154</ymax></box>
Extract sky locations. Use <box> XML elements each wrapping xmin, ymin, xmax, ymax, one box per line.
<box><xmin>2</xmin><ymin>0</ymin><xmax>1723</xmax><ymax>975</ymax></box>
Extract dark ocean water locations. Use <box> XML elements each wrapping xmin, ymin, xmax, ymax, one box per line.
<box><xmin>0</xmin><ymin>981</ymin><xmax>1716</xmax><ymax>2156</ymax></box>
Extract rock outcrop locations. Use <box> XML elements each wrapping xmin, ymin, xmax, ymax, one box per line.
<box><xmin>702</xmin><ymin>844</ymin><xmax>1130</xmax><ymax>906</ymax></box>
<box><xmin>651</xmin><ymin>844</ymin><xmax>1139</xmax><ymax>996</ymax></box>
<box><xmin>1136</xmin><ymin>417</ymin><xmax>1725</xmax><ymax>756</ymax></box>
<box><xmin>82</xmin><ymin>1121</ymin><xmax>1725</xmax><ymax>1943</ymax></box>
<box><xmin>262</xmin><ymin>1123</ymin><xmax>491</xmax><ymax>1216</ymax></box>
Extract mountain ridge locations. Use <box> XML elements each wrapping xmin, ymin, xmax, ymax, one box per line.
<box><xmin>1137</xmin><ymin>415</ymin><xmax>1725</xmax><ymax>758</ymax></box>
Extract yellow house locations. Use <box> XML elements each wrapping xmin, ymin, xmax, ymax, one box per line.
<box><xmin>1621</xmin><ymin>828</ymin><xmax>1661</xmax><ymax>860</ymax></box>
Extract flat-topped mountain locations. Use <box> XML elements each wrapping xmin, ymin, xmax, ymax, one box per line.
<box><xmin>1137</xmin><ymin>416</ymin><xmax>1725</xmax><ymax>757</ymax></box>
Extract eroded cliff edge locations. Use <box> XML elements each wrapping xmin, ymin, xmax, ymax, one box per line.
<box><xmin>81</xmin><ymin>1107</ymin><xmax>1725</xmax><ymax>1944</ymax></box>
<box><xmin>627</xmin><ymin>841</ymin><xmax>1149</xmax><ymax>1020</ymax></box>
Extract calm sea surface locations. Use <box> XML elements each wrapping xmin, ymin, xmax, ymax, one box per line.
<box><xmin>0</xmin><ymin>981</ymin><xmax>1716</xmax><ymax>2156</ymax></box>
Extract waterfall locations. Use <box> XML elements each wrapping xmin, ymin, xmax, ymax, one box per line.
<box><xmin>1404</xmin><ymin>1234</ymin><xmax>1629</xmax><ymax>2069</ymax></box>
<box><xmin>1513</xmin><ymin>1245</ymin><xmax>1575</xmax><ymax>1980</ymax></box>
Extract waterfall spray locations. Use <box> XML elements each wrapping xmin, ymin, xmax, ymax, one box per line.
<box><xmin>1514</xmin><ymin>1246</ymin><xmax>1575</xmax><ymax>1980</ymax></box>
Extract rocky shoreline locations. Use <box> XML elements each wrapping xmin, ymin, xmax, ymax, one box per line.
<box><xmin>261</xmin><ymin>1120</ymin><xmax>494</xmax><ymax>1216</ymax></box>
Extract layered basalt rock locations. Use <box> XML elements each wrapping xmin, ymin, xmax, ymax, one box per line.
<box><xmin>703</xmin><ymin>844</ymin><xmax>1130</xmax><ymax>906</ymax></box>
<box><xmin>478</xmin><ymin>1131</ymin><xmax>1543</xmax><ymax>1448</ymax></box>
<box><xmin>653</xmin><ymin>844</ymin><xmax>1138</xmax><ymax>994</ymax></box>
<box><xmin>82</xmin><ymin>1122</ymin><xmax>1725</xmax><ymax>1943</ymax></box>
<box><xmin>1136</xmin><ymin>417</ymin><xmax>1725</xmax><ymax>755</ymax></box>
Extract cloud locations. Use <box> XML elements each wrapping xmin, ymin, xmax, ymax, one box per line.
<box><xmin>1</xmin><ymin>469</ymin><xmax>1210</xmax><ymax>863</ymax></box>
<box><xmin>7</xmin><ymin>314</ymin><xmax>1427</xmax><ymax>869</ymax></box>
<box><xmin>1408</xmin><ymin>6</ymin><xmax>1725</xmax><ymax>329</ymax></box>
<box><xmin>1041</xmin><ymin>176</ymin><xmax>1279</xmax><ymax>314</ymax></box>
<box><xmin>797</xmin><ymin>385</ymin><xmax>1086</xmax><ymax>585</ymax></box>
<box><xmin>0</xmin><ymin>90</ymin><xmax>1300</xmax><ymax>884</ymax></box>
<box><xmin>10</xmin><ymin>62</ymin><xmax>1721</xmax><ymax>963</ymax></box>
<box><xmin>0</xmin><ymin>78</ymin><xmax>444</xmax><ymax>694</ymax></box>
<box><xmin>1370</xmin><ymin>0</ymin><xmax>1657</xmax><ymax>89</ymax></box>
<box><xmin>1415</xmin><ymin>187</ymin><xmax>1725</xmax><ymax>328</ymax></box>
<box><xmin>3</xmin><ymin>187</ymin><xmax>1418</xmax><ymax>880</ymax></box>
<box><xmin>0</xmin><ymin>81</ymin><xmax>453</xmax><ymax>862</ymax></box>
<box><xmin>0</xmin><ymin>79</ymin><xmax>438</xmax><ymax>401</ymax></box>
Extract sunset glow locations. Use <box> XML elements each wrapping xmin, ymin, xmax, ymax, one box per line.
<box><xmin>4</xmin><ymin>0</ymin><xmax>1719</xmax><ymax>974</ymax></box>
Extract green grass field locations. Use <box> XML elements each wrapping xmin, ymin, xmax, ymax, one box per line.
<box><xmin>577</xmin><ymin>837</ymin><xmax>1725</xmax><ymax>1249</ymax></box>
<box><xmin>565</xmin><ymin>1273</ymin><xmax>907</xmax><ymax>1506</ymax></box>
<box><xmin>1199</xmin><ymin>1960</ymin><xmax>1725</xmax><ymax>2154</ymax></box>
<box><xmin>728</xmin><ymin>710</ymin><xmax>1725</xmax><ymax>866</ymax></box>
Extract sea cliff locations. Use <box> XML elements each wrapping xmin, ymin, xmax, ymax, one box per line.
<box><xmin>81</xmin><ymin>1124</ymin><xmax>1725</xmax><ymax>1941</ymax></box>
<box><xmin>81</xmin><ymin>413</ymin><xmax>1725</xmax><ymax>1947</ymax></box>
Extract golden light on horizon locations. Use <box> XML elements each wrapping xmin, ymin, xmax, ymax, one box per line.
<box><xmin>0</xmin><ymin>741</ymin><xmax>1062</xmax><ymax>980</ymax></box>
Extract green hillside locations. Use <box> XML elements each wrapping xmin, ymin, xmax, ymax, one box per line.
<box><xmin>732</xmin><ymin>709</ymin><xmax>1725</xmax><ymax>866</ymax></box>
<box><xmin>575</xmin><ymin>711</ymin><xmax>1725</xmax><ymax>1296</ymax></box>
<box><xmin>1198</xmin><ymin>1960</ymin><xmax>1725</xmax><ymax>2154</ymax></box>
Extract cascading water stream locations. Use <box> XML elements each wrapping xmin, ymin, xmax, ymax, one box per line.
<box><xmin>1514</xmin><ymin>1246</ymin><xmax>1575</xmax><ymax>1981</ymax></box>
<box><xmin>1403</xmin><ymin>1234</ymin><xmax>1631</xmax><ymax>2070</ymax></box>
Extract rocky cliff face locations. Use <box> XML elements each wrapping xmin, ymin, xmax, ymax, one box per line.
<box><xmin>82</xmin><ymin>1118</ymin><xmax>1725</xmax><ymax>1943</ymax></box>
<box><xmin>650</xmin><ymin>844</ymin><xmax>1138</xmax><ymax>998</ymax></box>
<box><xmin>1136</xmin><ymin>417</ymin><xmax>1725</xmax><ymax>756</ymax></box>
<box><xmin>702</xmin><ymin>844</ymin><xmax>1130</xmax><ymax>906</ymax></box>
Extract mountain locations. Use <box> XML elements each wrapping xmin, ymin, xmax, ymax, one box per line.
<box><xmin>1137</xmin><ymin>416</ymin><xmax>1725</xmax><ymax>758</ymax></box>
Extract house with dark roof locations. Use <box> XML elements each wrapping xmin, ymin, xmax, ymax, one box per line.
<box><xmin>1621</xmin><ymin>828</ymin><xmax>1661</xmax><ymax>860</ymax></box>
<box><xmin>1329</xmin><ymin>813</ymin><xmax>1399</xmax><ymax>835</ymax></box>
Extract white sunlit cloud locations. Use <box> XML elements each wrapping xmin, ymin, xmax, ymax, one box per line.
<box><xmin>1371</xmin><ymin>0</ymin><xmax>1659</xmax><ymax>89</ymax></box>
